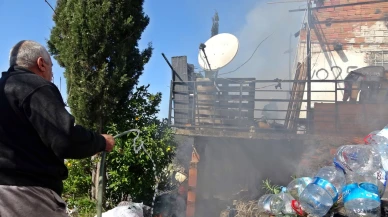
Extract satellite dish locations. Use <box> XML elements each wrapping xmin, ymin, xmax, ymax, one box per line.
<box><xmin>198</xmin><ymin>33</ymin><xmax>239</xmax><ymax>71</ymax></box>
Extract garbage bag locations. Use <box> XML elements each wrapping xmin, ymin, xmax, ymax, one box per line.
<box><xmin>94</xmin><ymin>203</ymin><xmax>144</xmax><ymax>217</ymax></box>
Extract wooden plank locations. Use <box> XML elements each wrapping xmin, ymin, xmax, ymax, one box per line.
<box><xmin>195</xmin><ymin>77</ymin><xmax>215</xmax><ymax>126</ymax></box>
<box><xmin>195</xmin><ymin>118</ymin><xmax>222</xmax><ymax>124</ymax></box>
<box><xmin>314</xmin><ymin>106</ymin><xmax>336</xmax><ymax>131</ymax></box>
<box><xmin>175</xmin><ymin>100</ymin><xmax>215</xmax><ymax>107</ymax></box>
<box><xmin>184</xmin><ymin>101</ymin><xmax>255</xmax><ymax>109</ymax></box>
<box><xmin>313</xmin><ymin>103</ymin><xmax>340</xmax><ymax>135</ymax></box>
<box><xmin>220</xmin><ymin>109</ymin><xmax>254</xmax><ymax>118</ymax></box>
<box><xmin>313</xmin><ymin>103</ymin><xmax>388</xmax><ymax>136</ymax></box>
<box><xmin>196</xmin><ymin>109</ymin><xmax>216</xmax><ymax>116</ymax></box>
<box><xmin>196</xmin><ymin>86</ymin><xmax>217</xmax><ymax>92</ymax></box>
<box><xmin>172</xmin><ymin>56</ymin><xmax>190</xmax><ymax>125</ymax></box>
<box><xmin>190</xmin><ymin>97</ymin><xmax>254</xmax><ymax>103</ymax></box>
<box><xmin>187</xmin><ymin>64</ymin><xmax>195</xmax><ymax>125</ymax></box>
<box><xmin>314</xmin><ymin>115</ymin><xmax>336</xmax><ymax>122</ymax></box>
<box><xmin>195</xmin><ymin>110</ymin><xmax>253</xmax><ymax>118</ymax></box>
<box><xmin>194</xmin><ymin>99</ymin><xmax>255</xmax><ymax>104</ymax></box>
<box><xmin>193</xmin><ymin>77</ymin><xmax>256</xmax><ymax>126</ymax></box>
<box><xmin>217</xmin><ymin>95</ymin><xmax>254</xmax><ymax>101</ymax></box>
<box><xmin>197</xmin><ymin>95</ymin><xmax>216</xmax><ymax>101</ymax></box>
<box><xmin>285</xmin><ymin>62</ymin><xmax>306</xmax><ymax>131</ymax></box>
<box><xmin>173</xmin><ymin>91</ymin><xmax>190</xmax><ymax>95</ymax></box>
<box><xmin>216</xmin><ymin>86</ymin><xmax>255</xmax><ymax>92</ymax></box>
<box><xmin>218</xmin><ymin>102</ymin><xmax>255</xmax><ymax>109</ymax></box>
<box><xmin>215</xmin><ymin>78</ymin><xmax>256</xmax><ymax>82</ymax></box>
<box><xmin>194</xmin><ymin>117</ymin><xmax>254</xmax><ymax>124</ymax></box>
<box><xmin>216</xmin><ymin>81</ymin><xmax>252</xmax><ymax>85</ymax></box>
<box><xmin>196</xmin><ymin>78</ymin><xmax>214</xmax><ymax>82</ymax></box>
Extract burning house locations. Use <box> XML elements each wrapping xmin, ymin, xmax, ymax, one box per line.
<box><xmin>162</xmin><ymin>2</ymin><xmax>388</xmax><ymax>216</ymax></box>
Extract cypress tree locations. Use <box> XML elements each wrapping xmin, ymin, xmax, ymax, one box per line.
<box><xmin>48</xmin><ymin>0</ymin><xmax>153</xmax><ymax>199</ymax></box>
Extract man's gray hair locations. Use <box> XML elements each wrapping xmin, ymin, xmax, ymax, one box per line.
<box><xmin>9</xmin><ymin>40</ymin><xmax>50</xmax><ymax>68</ymax></box>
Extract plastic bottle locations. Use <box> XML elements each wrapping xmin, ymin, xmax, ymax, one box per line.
<box><xmin>344</xmin><ymin>175</ymin><xmax>381</xmax><ymax>217</ymax></box>
<box><xmin>377</xmin><ymin>125</ymin><xmax>388</xmax><ymax>140</ymax></box>
<box><xmin>299</xmin><ymin>166</ymin><xmax>346</xmax><ymax>217</ymax></box>
<box><xmin>360</xmin><ymin>129</ymin><xmax>388</xmax><ymax>195</ymax></box>
<box><xmin>334</xmin><ymin>144</ymin><xmax>387</xmax><ymax>196</ymax></box>
<box><xmin>257</xmin><ymin>194</ymin><xmax>284</xmax><ymax>215</ymax></box>
<box><xmin>278</xmin><ymin>189</ymin><xmax>297</xmax><ymax>216</ymax></box>
<box><xmin>342</xmin><ymin>171</ymin><xmax>359</xmax><ymax>202</ymax></box>
<box><xmin>366</xmin><ymin>127</ymin><xmax>388</xmax><ymax>172</ymax></box>
<box><xmin>372</xmin><ymin>144</ymin><xmax>388</xmax><ymax>171</ymax></box>
<box><xmin>286</xmin><ymin>177</ymin><xmax>313</xmax><ymax>201</ymax></box>
<box><xmin>364</xmin><ymin>130</ymin><xmax>383</xmax><ymax>145</ymax></box>
<box><xmin>334</xmin><ymin>145</ymin><xmax>382</xmax><ymax>175</ymax></box>
<box><xmin>372</xmin><ymin>168</ymin><xmax>387</xmax><ymax>197</ymax></box>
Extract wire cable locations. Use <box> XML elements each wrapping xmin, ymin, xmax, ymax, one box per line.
<box><xmin>218</xmin><ymin>4</ymin><xmax>307</xmax><ymax>78</ymax></box>
<box><xmin>218</xmin><ymin>32</ymin><xmax>275</xmax><ymax>76</ymax></box>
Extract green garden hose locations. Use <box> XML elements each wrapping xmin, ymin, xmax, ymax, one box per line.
<box><xmin>97</xmin><ymin>130</ymin><xmax>135</xmax><ymax>217</ymax></box>
<box><xmin>96</xmin><ymin>129</ymin><xmax>159</xmax><ymax>217</ymax></box>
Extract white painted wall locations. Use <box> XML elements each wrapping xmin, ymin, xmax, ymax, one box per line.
<box><xmin>297</xmin><ymin>48</ymin><xmax>368</xmax><ymax>118</ymax></box>
<box><xmin>295</xmin><ymin>20</ymin><xmax>388</xmax><ymax>118</ymax></box>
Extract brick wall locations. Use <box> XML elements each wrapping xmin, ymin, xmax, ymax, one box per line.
<box><xmin>300</xmin><ymin>0</ymin><xmax>388</xmax><ymax>51</ymax></box>
<box><xmin>295</xmin><ymin>0</ymin><xmax>388</xmax><ymax>120</ymax></box>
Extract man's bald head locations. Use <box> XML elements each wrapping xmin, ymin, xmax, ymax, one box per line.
<box><xmin>9</xmin><ymin>40</ymin><xmax>53</xmax><ymax>82</ymax></box>
<box><xmin>9</xmin><ymin>40</ymin><xmax>51</xmax><ymax>69</ymax></box>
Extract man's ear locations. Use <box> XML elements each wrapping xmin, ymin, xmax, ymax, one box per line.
<box><xmin>36</xmin><ymin>57</ymin><xmax>46</xmax><ymax>72</ymax></box>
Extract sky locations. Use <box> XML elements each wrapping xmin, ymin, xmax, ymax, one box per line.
<box><xmin>0</xmin><ymin>0</ymin><xmax>305</xmax><ymax>119</ymax></box>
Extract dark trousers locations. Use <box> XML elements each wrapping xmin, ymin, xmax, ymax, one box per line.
<box><xmin>0</xmin><ymin>185</ymin><xmax>69</xmax><ymax>217</ymax></box>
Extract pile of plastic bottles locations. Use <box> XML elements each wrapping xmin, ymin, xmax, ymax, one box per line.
<box><xmin>257</xmin><ymin>125</ymin><xmax>388</xmax><ymax>217</ymax></box>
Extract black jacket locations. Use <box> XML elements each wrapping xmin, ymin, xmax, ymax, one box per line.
<box><xmin>0</xmin><ymin>66</ymin><xmax>106</xmax><ymax>195</ymax></box>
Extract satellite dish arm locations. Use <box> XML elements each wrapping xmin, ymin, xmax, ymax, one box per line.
<box><xmin>199</xmin><ymin>43</ymin><xmax>212</xmax><ymax>72</ymax></box>
<box><xmin>199</xmin><ymin>43</ymin><xmax>220</xmax><ymax>91</ymax></box>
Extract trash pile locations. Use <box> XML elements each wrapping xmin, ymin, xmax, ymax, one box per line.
<box><xmin>257</xmin><ymin>125</ymin><xmax>388</xmax><ymax>217</ymax></box>
<box><xmin>93</xmin><ymin>202</ymin><xmax>152</xmax><ymax>217</ymax></box>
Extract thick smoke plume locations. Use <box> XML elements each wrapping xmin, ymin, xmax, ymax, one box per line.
<box><xmin>170</xmin><ymin>3</ymin><xmax>319</xmax><ymax>217</ymax></box>
<box><xmin>218</xmin><ymin>2</ymin><xmax>306</xmax><ymax>119</ymax></box>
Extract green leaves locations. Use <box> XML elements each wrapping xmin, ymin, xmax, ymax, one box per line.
<box><xmin>62</xmin><ymin>86</ymin><xmax>175</xmax><ymax>211</ymax></box>
<box><xmin>104</xmin><ymin>119</ymin><xmax>176</xmax><ymax>206</ymax></box>
<box><xmin>48</xmin><ymin>0</ymin><xmax>153</xmax><ymax>132</ymax></box>
<box><xmin>49</xmin><ymin>0</ymin><xmax>175</xmax><ymax>213</ymax></box>
<box><xmin>262</xmin><ymin>179</ymin><xmax>281</xmax><ymax>194</ymax></box>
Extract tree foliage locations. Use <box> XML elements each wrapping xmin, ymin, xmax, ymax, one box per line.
<box><xmin>48</xmin><ymin>0</ymin><xmax>152</xmax><ymax>131</ymax></box>
<box><xmin>48</xmin><ymin>0</ymin><xmax>176</xmax><ymax>215</ymax></box>
<box><xmin>64</xmin><ymin>86</ymin><xmax>176</xmax><ymax>214</ymax></box>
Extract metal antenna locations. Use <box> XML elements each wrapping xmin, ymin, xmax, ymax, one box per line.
<box><xmin>44</xmin><ymin>0</ymin><xmax>56</xmax><ymax>14</ymax></box>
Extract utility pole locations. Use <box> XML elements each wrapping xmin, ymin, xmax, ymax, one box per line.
<box><xmin>306</xmin><ymin>0</ymin><xmax>312</xmax><ymax>133</ymax></box>
<box><xmin>284</xmin><ymin>33</ymin><xmax>293</xmax><ymax>99</ymax></box>
<box><xmin>289</xmin><ymin>33</ymin><xmax>292</xmax><ymax>99</ymax></box>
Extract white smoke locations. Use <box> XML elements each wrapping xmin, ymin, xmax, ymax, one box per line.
<box><xmin>219</xmin><ymin>1</ymin><xmax>305</xmax><ymax>80</ymax></box>
<box><xmin>213</xmin><ymin>2</ymin><xmax>306</xmax><ymax>119</ymax></box>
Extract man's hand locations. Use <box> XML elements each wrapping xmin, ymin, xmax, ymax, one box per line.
<box><xmin>101</xmin><ymin>134</ymin><xmax>115</xmax><ymax>152</ymax></box>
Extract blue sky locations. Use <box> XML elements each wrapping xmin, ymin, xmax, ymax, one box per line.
<box><xmin>0</xmin><ymin>0</ymin><xmax>304</xmax><ymax>119</ymax></box>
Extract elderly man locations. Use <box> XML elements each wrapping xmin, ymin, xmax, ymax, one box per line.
<box><xmin>0</xmin><ymin>40</ymin><xmax>115</xmax><ymax>216</ymax></box>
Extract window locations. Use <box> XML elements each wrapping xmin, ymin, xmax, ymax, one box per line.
<box><xmin>367</xmin><ymin>51</ymin><xmax>388</xmax><ymax>69</ymax></box>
